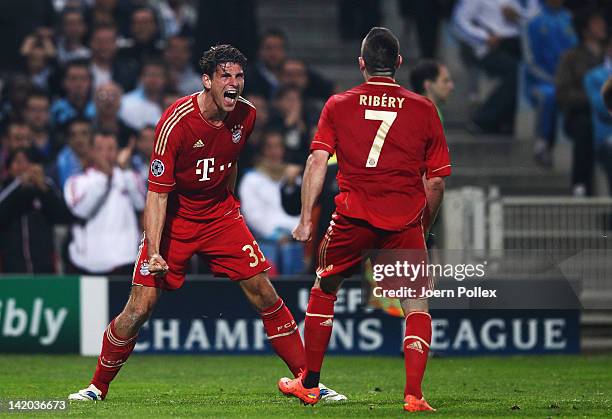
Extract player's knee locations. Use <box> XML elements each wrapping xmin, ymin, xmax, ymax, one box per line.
<box><xmin>316</xmin><ymin>277</ymin><xmax>343</xmax><ymax>295</ymax></box>
<box><xmin>401</xmin><ymin>297</ymin><xmax>429</xmax><ymax>314</ymax></box>
<box><xmin>124</xmin><ymin>301</ymin><xmax>154</xmax><ymax>324</ymax></box>
<box><xmin>259</xmin><ymin>288</ymin><xmax>280</xmax><ymax>311</ymax></box>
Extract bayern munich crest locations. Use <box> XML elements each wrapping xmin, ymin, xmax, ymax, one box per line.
<box><xmin>231</xmin><ymin>124</ymin><xmax>243</xmax><ymax>143</ymax></box>
<box><xmin>140</xmin><ymin>261</ymin><xmax>150</xmax><ymax>276</ymax></box>
<box><xmin>151</xmin><ymin>159</ymin><xmax>165</xmax><ymax>177</ymax></box>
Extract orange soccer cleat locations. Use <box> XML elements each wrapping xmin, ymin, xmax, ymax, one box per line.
<box><xmin>278</xmin><ymin>373</ymin><xmax>320</xmax><ymax>405</ymax></box>
<box><xmin>403</xmin><ymin>394</ymin><xmax>436</xmax><ymax>412</ymax></box>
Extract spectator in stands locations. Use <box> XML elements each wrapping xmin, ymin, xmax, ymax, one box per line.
<box><xmin>246</xmin><ymin>29</ymin><xmax>335</xmax><ymax>103</ymax></box>
<box><xmin>0</xmin><ymin>75</ymin><xmax>34</xmax><ymax>126</ymax></box>
<box><xmin>55</xmin><ymin>118</ymin><xmax>92</xmax><ymax>188</ymax></box>
<box><xmin>0</xmin><ymin>0</ymin><xmax>55</xmax><ymax>73</ymax></box>
<box><xmin>280</xmin><ymin>58</ymin><xmax>336</xmax><ymax>104</ymax></box>
<box><xmin>163</xmin><ymin>35</ymin><xmax>201</xmax><ymax>95</ymax></box>
<box><xmin>0</xmin><ymin>148</ymin><xmax>72</xmax><ymax>273</ymax></box>
<box><xmin>556</xmin><ymin>9</ymin><xmax>607</xmax><ymax>196</ymax></box>
<box><xmin>524</xmin><ymin>0</ymin><xmax>577</xmax><ymax>168</ymax></box>
<box><xmin>604</xmin><ymin>77</ymin><xmax>612</xmax><ymax>114</ymax></box>
<box><xmin>270</xmin><ymin>85</ymin><xmax>313</xmax><ymax>165</ymax></box>
<box><xmin>131</xmin><ymin>124</ymin><xmax>155</xmax><ymax>188</ymax></box>
<box><xmin>3</xmin><ymin>121</ymin><xmax>33</xmax><ymax>154</ymax></box>
<box><xmin>20</xmin><ymin>27</ymin><xmax>57</xmax><ymax>91</ymax></box>
<box><xmin>409</xmin><ymin>59</ymin><xmax>455</xmax><ymax>121</ymax></box>
<box><xmin>63</xmin><ymin>130</ymin><xmax>145</xmax><ymax>274</ymax></box>
<box><xmin>89</xmin><ymin>24</ymin><xmax>139</xmax><ymax>91</ymax></box>
<box><xmin>87</xmin><ymin>0</ymin><xmax>120</xmax><ymax>28</ymax></box>
<box><xmin>117</xmin><ymin>6</ymin><xmax>163</xmax><ymax>70</ymax></box>
<box><xmin>23</xmin><ymin>90</ymin><xmax>55</xmax><ymax>161</ymax></box>
<box><xmin>56</xmin><ymin>8</ymin><xmax>91</xmax><ymax>64</ymax></box>
<box><xmin>162</xmin><ymin>90</ymin><xmax>181</xmax><ymax>111</ymax></box>
<box><xmin>239</xmin><ymin>130</ymin><xmax>303</xmax><ymax>275</ymax></box>
<box><xmin>94</xmin><ymin>81</ymin><xmax>135</xmax><ymax>147</ymax></box>
<box><xmin>452</xmin><ymin>0</ymin><xmax>539</xmax><ymax>133</ymax></box>
<box><xmin>584</xmin><ymin>37</ymin><xmax>612</xmax><ymax>194</ymax></box>
<box><xmin>156</xmin><ymin>0</ymin><xmax>197</xmax><ymax>39</ymax></box>
<box><xmin>245</xmin><ymin>29</ymin><xmax>286</xmax><ymax>99</ymax></box>
<box><xmin>119</xmin><ymin>58</ymin><xmax>167</xmax><ymax>130</ymax></box>
<box><xmin>50</xmin><ymin>59</ymin><xmax>96</xmax><ymax>127</ymax></box>
<box><xmin>1</xmin><ymin>120</ymin><xmax>33</xmax><ymax>178</ymax></box>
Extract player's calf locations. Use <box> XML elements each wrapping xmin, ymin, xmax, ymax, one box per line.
<box><xmin>401</xmin><ymin>298</ymin><xmax>432</xmax><ymax>407</ymax></box>
<box><xmin>69</xmin><ymin>286</ymin><xmax>160</xmax><ymax>401</ymax></box>
<box><xmin>241</xmin><ymin>273</ymin><xmax>306</xmax><ymax>377</ymax></box>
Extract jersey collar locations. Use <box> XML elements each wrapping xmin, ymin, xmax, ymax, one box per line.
<box><xmin>366</xmin><ymin>76</ymin><xmax>399</xmax><ymax>87</ymax></box>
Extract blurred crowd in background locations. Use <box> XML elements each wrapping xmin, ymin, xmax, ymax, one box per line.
<box><xmin>0</xmin><ymin>0</ymin><xmax>611</xmax><ymax>277</ymax></box>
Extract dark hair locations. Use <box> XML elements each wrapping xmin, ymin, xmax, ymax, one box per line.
<box><xmin>165</xmin><ymin>35</ymin><xmax>191</xmax><ymax>48</ymax></box>
<box><xmin>139</xmin><ymin>57</ymin><xmax>167</xmax><ymax>77</ymax></box>
<box><xmin>92</xmin><ymin>129</ymin><xmax>118</xmax><ymax>145</ymax></box>
<box><xmin>64</xmin><ymin>117</ymin><xmax>92</xmax><ymax>136</ymax></box>
<box><xmin>410</xmin><ymin>60</ymin><xmax>441</xmax><ymax>94</ymax></box>
<box><xmin>199</xmin><ymin>44</ymin><xmax>247</xmax><ymax>78</ymax></box>
<box><xmin>6</xmin><ymin>118</ymin><xmax>29</xmax><ymax>130</ymax></box>
<box><xmin>7</xmin><ymin>147</ymin><xmax>43</xmax><ymax>167</ymax></box>
<box><xmin>573</xmin><ymin>7</ymin><xmax>602</xmax><ymax>42</ymax></box>
<box><xmin>258</xmin><ymin>129</ymin><xmax>284</xmax><ymax>153</ymax></box>
<box><xmin>274</xmin><ymin>84</ymin><xmax>301</xmax><ymax>101</ymax></box>
<box><xmin>603</xmin><ymin>77</ymin><xmax>612</xmax><ymax>112</ymax></box>
<box><xmin>258</xmin><ymin>28</ymin><xmax>287</xmax><ymax>49</ymax></box>
<box><xmin>361</xmin><ymin>27</ymin><xmax>400</xmax><ymax>76</ymax></box>
<box><xmin>61</xmin><ymin>7</ymin><xmax>84</xmax><ymax>21</ymax></box>
<box><xmin>26</xmin><ymin>88</ymin><xmax>50</xmax><ymax>103</ymax></box>
<box><xmin>92</xmin><ymin>23</ymin><xmax>118</xmax><ymax>35</ymax></box>
<box><xmin>63</xmin><ymin>58</ymin><xmax>91</xmax><ymax>79</ymax></box>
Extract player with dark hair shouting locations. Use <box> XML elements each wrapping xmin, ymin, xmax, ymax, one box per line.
<box><xmin>69</xmin><ymin>44</ymin><xmax>344</xmax><ymax>402</ymax></box>
<box><xmin>278</xmin><ymin>28</ymin><xmax>451</xmax><ymax>412</ymax></box>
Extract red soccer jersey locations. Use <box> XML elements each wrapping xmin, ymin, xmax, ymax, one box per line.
<box><xmin>148</xmin><ymin>93</ymin><xmax>256</xmax><ymax>221</ymax></box>
<box><xmin>311</xmin><ymin>76</ymin><xmax>451</xmax><ymax>231</ymax></box>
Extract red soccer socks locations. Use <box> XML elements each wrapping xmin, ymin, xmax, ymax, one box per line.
<box><xmin>261</xmin><ymin>298</ymin><xmax>306</xmax><ymax>378</ymax></box>
<box><xmin>403</xmin><ymin>311</ymin><xmax>432</xmax><ymax>399</ymax></box>
<box><xmin>303</xmin><ymin>287</ymin><xmax>337</xmax><ymax>387</ymax></box>
<box><xmin>91</xmin><ymin>318</ymin><xmax>138</xmax><ymax>397</ymax></box>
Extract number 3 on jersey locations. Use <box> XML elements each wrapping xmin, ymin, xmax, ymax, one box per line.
<box><xmin>242</xmin><ymin>241</ymin><xmax>266</xmax><ymax>267</ymax></box>
<box><xmin>365</xmin><ymin>109</ymin><xmax>397</xmax><ymax>167</ymax></box>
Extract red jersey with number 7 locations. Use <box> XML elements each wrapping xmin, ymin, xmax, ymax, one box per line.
<box><xmin>310</xmin><ymin>76</ymin><xmax>451</xmax><ymax>231</ymax></box>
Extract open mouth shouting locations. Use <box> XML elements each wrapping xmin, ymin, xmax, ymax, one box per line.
<box><xmin>223</xmin><ymin>89</ymin><xmax>239</xmax><ymax>108</ymax></box>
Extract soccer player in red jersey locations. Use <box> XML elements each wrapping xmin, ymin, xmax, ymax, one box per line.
<box><xmin>278</xmin><ymin>28</ymin><xmax>451</xmax><ymax>411</ymax></box>
<box><xmin>68</xmin><ymin>44</ymin><xmax>344</xmax><ymax>402</ymax></box>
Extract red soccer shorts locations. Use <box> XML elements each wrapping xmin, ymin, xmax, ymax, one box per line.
<box><xmin>132</xmin><ymin>209</ymin><xmax>271</xmax><ymax>290</ymax></box>
<box><xmin>316</xmin><ymin>212</ymin><xmax>433</xmax><ymax>292</ymax></box>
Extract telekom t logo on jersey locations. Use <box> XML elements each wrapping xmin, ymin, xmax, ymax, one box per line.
<box><xmin>196</xmin><ymin>158</ymin><xmax>234</xmax><ymax>181</ymax></box>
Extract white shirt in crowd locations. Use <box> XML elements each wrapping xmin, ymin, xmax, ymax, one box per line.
<box><xmin>119</xmin><ymin>88</ymin><xmax>163</xmax><ymax>131</ymax></box>
<box><xmin>238</xmin><ymin>170</ymin><xmax>300</xmax><ymax>239</ymax></box>
<box><xmin>91</xmin><ymin>64</ymin><xmax>113</xmax><ymax>90</ymax></box>
<box><xmin>64</xmin><ymin>166</ymin><xmax>146</xmax><ymax>273</ymax></box>
<box><xmin>452</xmin><ymin>0</ymin><xmax>540</xmax><ymax>58</ymax></box>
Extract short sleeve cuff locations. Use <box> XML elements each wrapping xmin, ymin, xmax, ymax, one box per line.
<box><xmin>310</xmin><ymin>140</ymin><xmax>335</xmax><ymax>155</ymax></box>
<box><xmin>148</xmin><ymin>179</ymin><xmax>175</xmax><ymax>193</ymax></box>
<box><xmin>426</xmin><ymin>164</ymin><xmax>451</xmax><ymax>178</ymax></box>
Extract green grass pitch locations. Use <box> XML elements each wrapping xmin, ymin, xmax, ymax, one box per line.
<box><xmin>1</xmin><ymin>354</ymin><xmax>611</xmax><ymax>417</ymax></box>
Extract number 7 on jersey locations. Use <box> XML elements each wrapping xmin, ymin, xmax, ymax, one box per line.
<box><xmin>365</xmin><ymin>109</ymin><xmax>397</xmax><ymax>167</ymax></box>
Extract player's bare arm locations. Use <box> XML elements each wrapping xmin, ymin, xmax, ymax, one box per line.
<box><xmin>293</xmin><ymin>149</ymin><xmax>330</xmax><ymax>241</ymax></box>
<box><xmin>422</xmin><ymin>175</ymin><xmax>445</xmax><ymax>234</ymax></box>
<box><xmin>143</xmin><ymin>190</ymin><xmax>169</xmax><ymax>274</ymax></box>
